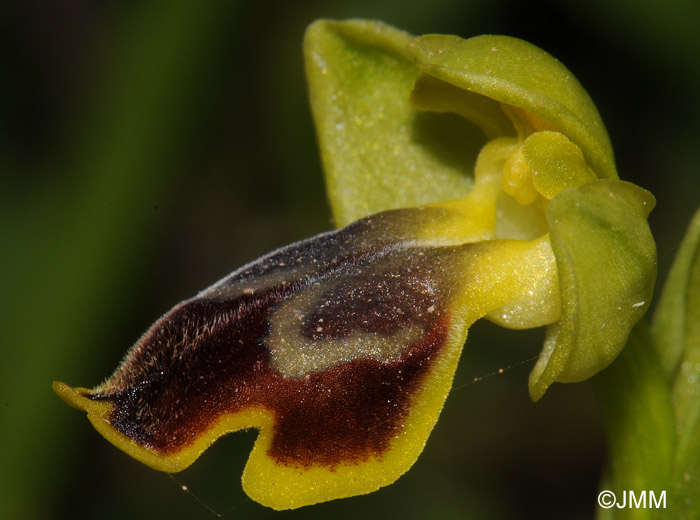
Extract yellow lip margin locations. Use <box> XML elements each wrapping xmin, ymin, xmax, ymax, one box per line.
<box><xmin>53</xmin><ymin>310</ymin><xmax>468</xmax><ymax>510</ymax></box>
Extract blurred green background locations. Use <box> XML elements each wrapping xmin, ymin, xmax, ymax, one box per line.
<box><xmin>2</xmin><ymin>1</ymin><xmax>698</xmax><ymax>519</ymax></box>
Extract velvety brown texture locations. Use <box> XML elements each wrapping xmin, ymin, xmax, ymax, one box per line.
<box><xmin>89</xmin><ymin>245</ymin><xmax>453</xmax><ymax>468</ymax></box>
<box><xmin>302</xmin><ymin>255</ymin><xmax>441</xmax><ymax>340</ymax></box>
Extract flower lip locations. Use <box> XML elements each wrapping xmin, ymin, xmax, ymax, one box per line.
<box><xmin>54</xmin><ymin>18</ymin><xmax>658</xmax><ymax>510</ymax></box>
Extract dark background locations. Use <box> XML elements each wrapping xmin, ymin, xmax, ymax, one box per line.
<box><xmin>2</xmin><ymin>1</ymin><xmax>698</xmax><ymax>518</ymax></box>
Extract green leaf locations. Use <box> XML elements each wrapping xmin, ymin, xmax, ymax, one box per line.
<box><xmin>652</xmin><ymin>208</ymin><xmax>700</xmax><ymax>517</ymax></box>
<box><xmin>407</xmin><ymin>34</ymin><xmax>617</xmax><ymax>180</ymax></box>
<box><xmin>651</xmin><ymin>208</ymin><xmax>700</xmax><ymax>379</ymax></box>
<box><xmin>529</xmin><ymin>180</ymin><xmax>656</xmax><ymax>400</ymax></box>
<box><xmin>595</xmin><ymin>323</ymin><xmax>676</xmax><ymax>520</ymax></box>
<box><xmin>304</xmin><ymin>20</ymin><xmax>484</xmax><ymax>227</ymax></box>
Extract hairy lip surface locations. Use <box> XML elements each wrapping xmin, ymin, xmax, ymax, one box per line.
<box><xmin>87</xmin><ymin>217</ymin><xmax>459</xmax><ymax>467</ymax></box>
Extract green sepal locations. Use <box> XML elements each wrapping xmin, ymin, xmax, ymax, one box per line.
<box><xmin>409</xmin><ymin>73</ymin><xmax>515</xmax><ymax>139</ymax></box>
<box><xmin>407</xmin><ymin>34</ymin><xmax>617</xmax><ymax>180</ymax></box>
<box><xmin>304</xmin><ymin>20</ymin><xmax>482</xmax><ymax>227</ymax></box>
<box><xmin>529</xmin><ymin>180</ymin><xmax>656</xmax><ymax>401</ymax></box>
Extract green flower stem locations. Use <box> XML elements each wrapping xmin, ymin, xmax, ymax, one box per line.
<box><xmin>596</xmin><ymin>323</ymin><xmax>676</xmax><ymax>519</ymax></box>
<box><xmin>597</xmin><ymin>208</ymin><xmax>700</xmax><ymax>519</ymax></box>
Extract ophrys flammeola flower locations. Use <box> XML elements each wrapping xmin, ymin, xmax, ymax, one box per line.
<box><xmin>54</xmin><ymin>19</ymin><xmax>656</xmax><ymax>510</ymax></box>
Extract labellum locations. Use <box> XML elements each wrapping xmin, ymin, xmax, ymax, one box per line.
<box><xmin>54</xmin><ymin>19</ymin><xmax>656</xmax><ymax>509</ymax></box>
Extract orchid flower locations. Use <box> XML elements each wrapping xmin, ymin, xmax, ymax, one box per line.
<box><xmin>54</xmin><ymin>19</ymin><xmax>656</xmax><ymax>510</ymax></box>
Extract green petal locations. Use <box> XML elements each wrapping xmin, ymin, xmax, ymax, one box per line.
<box><xmin>407</xmin><ymin>34</ymin><xmax>617</xmax><ymax>180</ymax></box>
<box><xmin>304</xmin><ymin>20</ymin><xmax>483</xmax><ymax>227</ymax></box>
<box><xmin>529</xmin><ymin>179</ymin><xmax>656</xmax><ymax>401</ymax></box>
